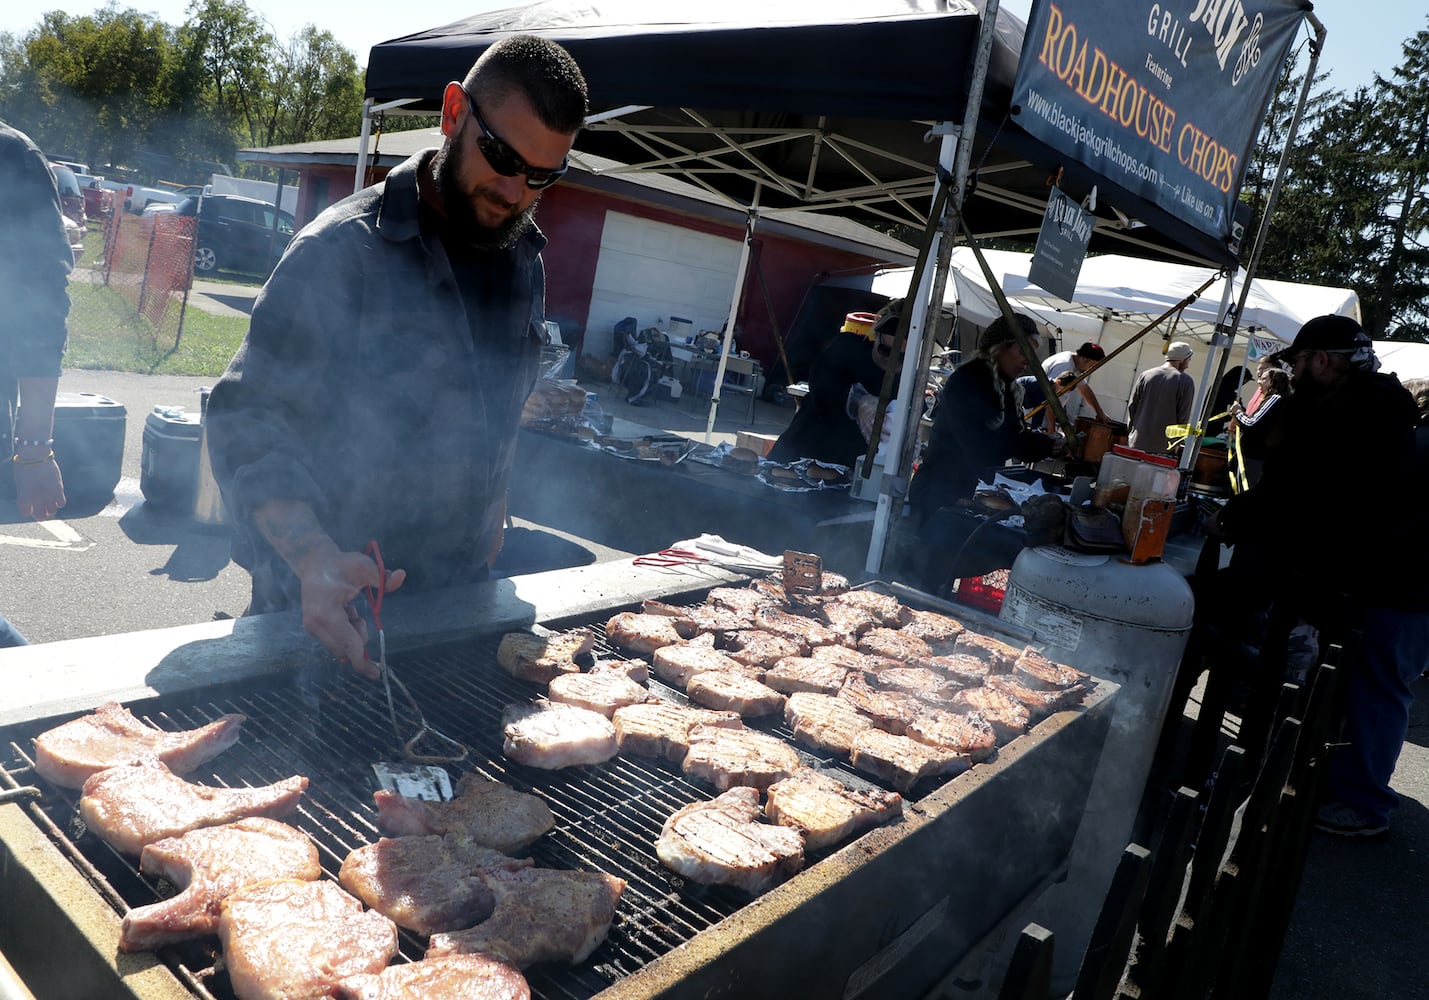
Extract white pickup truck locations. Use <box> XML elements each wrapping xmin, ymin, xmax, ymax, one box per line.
<box><xmin>96</xmin><ymin>179</ymin><xmax>202</xmax><ymax>214</ymax></box>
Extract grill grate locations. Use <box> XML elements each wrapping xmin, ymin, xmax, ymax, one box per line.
<box><xmin>0</xmin><ymin>605</ymin><xmax>943</xmax><ymax>1000</ymax></box>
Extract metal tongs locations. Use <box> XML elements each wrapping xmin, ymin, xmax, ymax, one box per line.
<box><xmin>363</xmin><ymin>541</ymin><xmax>468</xmax><ymax>765</ymax></box>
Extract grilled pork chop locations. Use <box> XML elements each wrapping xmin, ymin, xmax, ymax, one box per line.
<box><xmin>784</xmin><ymin>691</ymin><xmax>878</xmax><ymax>756</ymax></box>
<box><xmin>1013</xmin><ymin>648</ymin><xmax>1088</xmax><ymax>690</ymax></box>
<box><xmin>752</xmin><ymin>606</ymin><xmax>845</xmax><ymax>648</ymax></box>
<box><xmin>502</xmin><ymin>701</ymin><xmax>618</xmax><ymax>769</ymax></box>
<box><xmin>949</xmin><ymin>687</ymin><xmax>1031</xmax><ymax>742</ymax></box>
<box><xmin>763</xmin><ymin>657</ymin><xmax>851</xmax><ymax>696</ymax></box>
<box><xmin>34</xmin><ymin>702</ymin><xmax>245</xmax><ymax>790</ymax></box>
<box><xmin>426</xmin><ymin>867</ymin><xmax>627</xmax><ymax>967</ymax></box>
<box><xmin>339</xmin><ymin>834</ymin><xmax>532</xmax><ymax>935</ymax></box>
<box><xmin>496</xmin><ymin>629</ymin><xmax>594</xmax><ymax>683</ymax></box>
<box><xmin>985</xmin><ymin>673</ymin><xmax>1087</xmax><ymax>718</ymax></box>
<box><xmin>605</xmin><ymin>612</ymin><xmax>695</xmax><ymax>654</ymax></box>
<box><xmin>640</xmin><ymin>600</ymin><xmax>750</xmax><ymax>636</ymax></box>
<box><xmin>833</xmin><ymin>590</ymin><xmax>910</xmax><ymax>627</ymax></box>
<box><xmin>810</xmin><ymin>644</ymin><xmax>897</xmax><ymax>673</ymax></box>
<box><xmin>590</xmin><ymin>658</ymin><xmax>650</xmax><ymax>684</ymax></box>
<box><xmin>612</xmin><ymin>702</ymin><xmax>744</xmax><ymax>762</ymax></box>
<box><xmin>813</xmin><ymin>601</ymin><xmax>881</xmax><ymax>644</ymax></box>
<box><xmin>546</xmin><ymin>670</ymin><xmax>653</xmax><ymax>717</ymax></box>
<box><xmin>763</xmin><ymin>767</ymin><xmax>903</xmax><ymax>851</ymax></box>
<box><xmin>373</xmin><ymin>772</ymin><xmax>553</xmax><ymax>853</ymax></box>
<box><xmin>850</xmin><ymin>729</ymin><xmax>974</xmax><ymax>793</ymax></box>
<box><xmin>682</xmin><ymin>724</ymin><xmax>802</xmax><ymax>791</ymax></box>
<box><xmin>837</xmin><ymin>673</ymin><xmax>926</xmax><ymax>735</ymax></box>
<box><xmin>924</xmin><ymin>653</ymin><xmax>992</xmax><ymax>687</ymax></box>
<box><xmin>724</xmin><ymin>630</ymin><xmax>807</xmax><ymax>669</ymax></box>
<box><xmin>652</xmin><ymin>641</ymin><xmax>750</xmax><ymax>688</ymax></box>
<box><xmin>953</xmin><ymin>632</ymin><xmax>1022</xmax><ymax>672</ymax></box>
<box><xmin>219</xmin><ymin>878</ymin><xmax>398</xmax><ymax>1000</ymax></box>
<box><xmin>857</xmin><ymin>628</ymin><xmax>934</xmax><ymax>664</ymax></box>
<box><xmin>655</xmin><ymin>786</ymin><xmax>804</xmax><ymax>893</ymax></box>
<box><xmin>899</xmin><ymin>609</ymin><xmax>965</xmax><ymax>654</ymax></box>
<box><xmin>79</xmin><ymin>759</ymin><xmax>307</xmax><ymax>856</ymax></box>
<box><xmin>686</xmin><ymin>670</ymin><xmax>787</xmax><ymax>717</ymax></box>
<box><xmin>120</xmin><ymin>818</ymin><xmax>319</xmax><ymax>952</ymax></box>
<box><xmin>903</xmin><ymin>709</ymin><xmax>998</xmax><ymax>760</ymax></box>
<box><xmin>705</xmin><ymin>586</ymin><xmax>775</xmax><ymax>618</ymax></box>
<box><xmin>336</xmin><ymin>954</ymin><xmax>530</xmax><ymax>1000</ymax></box>
<box><xmin>869</xmin><ymin>666</ymin><xmax>960</xmax><ymax>706</ymax></box>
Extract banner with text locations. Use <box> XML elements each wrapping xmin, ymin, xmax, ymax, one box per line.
<box><xmin>1010</xmin><ymin>0</ymin><xmax>1306</xmax><ymax>249</ymax></box>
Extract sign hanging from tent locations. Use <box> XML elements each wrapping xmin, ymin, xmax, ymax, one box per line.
<box><xmin>1028</xmin><ymin>185</ymin><xmax>1095</xmax><ymax>301</ymax></box>
<box><xmin>1009</xmin><ymin>0</ymin><xmax>1307</xmax><ymax>251</ymax></box>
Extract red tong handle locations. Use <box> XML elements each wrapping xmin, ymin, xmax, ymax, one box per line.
<box><xmin>364</xmin><ymin>540</ymin><xmax>387</xmax><ymax>630</ymax></box>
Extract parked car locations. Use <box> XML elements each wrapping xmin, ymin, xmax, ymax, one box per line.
<box><xmin>62</xmin><ymin>216</ymin><xmax>85</xmax><ymax>265</ymax></box>
<box><xmin>175</xmin><ymin>193</ymin><xmax>295</xmax><ymax>275</ymax></box>
<box><xmin>50</xmin><ymin>164</ymin><xmax>86</xmax><ymax>226</ymax></box>
<box><xmin>75</xmin><ymin>174</ymin><xmax>113</xmax><ymax>217</ymax></box>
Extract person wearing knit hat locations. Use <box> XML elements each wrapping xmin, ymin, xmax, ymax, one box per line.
<box><xmin>1127</xmin><ymin>340</ymin><xmax>1196</xmax><ymax>453</ymax></box>
<box><xmin>906</xmin><ymin>312</ymin><xmax>1061</xmax><ymax>529</ymax></box>
<box><xmin>1040</xmin><ymin>339</ymin><xmax>1110</xmax><ymax>431</ymax></box>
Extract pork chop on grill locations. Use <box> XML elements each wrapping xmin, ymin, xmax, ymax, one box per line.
<box><xmin>640</xmin><ymin>600</ymin><xmax>750</xmax><ymax>636</ymax></box>
<box><xmin>763</xmin><ymin>657</ymin><xmax>851</xmax><ymax>696</ymax></box>
<box><xmin>924</xmin><ymin>653</ymin><xmax>992</xmax><ymax>687</ymax></box>
<box><xmin>682</xmin><ymin>724</ymin><xmax>802</xmax><ymax>791</ymax></box>
<box><xmin>947</xmin><ymin>687</ymin><xmax>1030</xmax><ymax>743</ymax></box>
<box><xmin>426</xmin><ymin>867</ymin><xmax>626</xmax><ymax>967</ymax></box>
<box><xmin>496</xmin><ymin>629</ymin><xmax>594</xmax><ymax>684</ymax></box>
<box><xmin>867</xmin><ymin>666</ymin><xmax>961</xmax><ymax>705</ymax></box>
<box><xmin>813</xmin><ymin>600</ymin><xmax>881</xmax><ymax>644</ymax></box>
<box><xmin>546</xmin><ymin>669</ymin><xmax>653</xmax><ymax>717</ymax></box>
<box><xmin>704</xmin><ymin>586</ymin><xmax>775</xmax><ymax>618</ymax></box>
<box><xmin>752</xmin><ymin>606</ymin><xmax>845</xmax><ymax>649</ymax></box>
<box><xmin>686</xmin><ymin>670</ymin><xmax>787</xmax><ymax>718</ymax></box>
<box><xmin>339</xmin><ymin>834</ymin><xmax>532</xmax><ymax>935</ymax></box>
<box><xmin>837</xmin><ymin>673</ymin><xmax>926</xmax><ymax>735</ymax></box>
<box><xmin>763</xmin><ymin>767</ymin><xmax>903</xmax><ymax>851</ymax></box>
<box><xmin>218</xmin><ymin>878</ymin><xmax>398</xmax><ymax>1000</ymax></box>
<box><xmin>590</xmin><ymin>657</ymin><xmax>650</xmax><ymax>684</ymax></box>
<box><xmin>605</xmin><ymin>612</ymin><xmax>695</xmax><ymax>655</ymax></box>
<box><xmin>850</xmin><ymin>729</ymin><xmax>974</xmax><ymax>793</ymax></box>
<box><xmin>34</xmin><ymin>701</ymin><xmax>245</xmax><ymax>790</ymax></box>
<box><xmin>784</xmin><ymin>691</ymin><xmax>878</xmax><ymax>756</ymax></box>
<box><xmin>79</xmin><ymin>759</ymin><xmax>307</xmax><ymax>856</ymax></box>
<box><xmin>903</xmin><ymin>709</ymin><xmax>998</xmax><ymax>761</ymax></box>
<box><xmin>984</xmin><ymin>673</ymin><xmax>1087</xmax><ymax>718</ymax></box>
<box><xmin>833</xmin><ymin>590</ymin><xmax>910</xmax><ymax>627</ymax></box>
<box><xmin>899</xmin><ymin>609</ymin><xmax>966</xmax><ymax>654</ymax></box>
<box><xmin>336</xmin><ymin>953</ymin><xmax>530</xmax><ymax>1000</ymax></box>
<box><xmin>651</xmin><ymin>641</ymin><xmax>750</xmax><ymax>688</ymax></box>
<box><xmin>724</xmin><ymin>629</ymin><xmax>807</xmax><ymax>669</ymax></box>
<box><xmin>501</xmin><ymin>701</ymin><xmax>618</xmax><ymax>769</ymax></box>
<box><xmin>1013</xmin><ymin>648</ymin><xmax>1088</xmax><ymax>691</ymax></box>
<box><xmin>120</xmin><ymin>818</ymin><xmax>319</xmax><ymax>952</ymax></box>
<box><xmin>810</xmin><ymin>644</ymin><xmax>899</xmax><ymax>673</ymax></box>
<box><xmin>857</xmin><ymin>627</ymin><xmax>934</xmax><ymax>664</ymax></box>
<box><xmin>373</xmin><ymin>772</ymin><xmax>553</xmax><ymax>853</ymax></box>
<box><xmin>953</xmin><ymin>632</ymin><xmax>1022</xmax><ymax>672</ymax></box>
<box><xmin>655</xmin><ymin>786</ymin><xmax>805</xmax><ymax>894</ymax></box>
<box><xmin>612</xmin><ymin>702</ymin><xmax>744</xmax><ymax>762</ymax></box>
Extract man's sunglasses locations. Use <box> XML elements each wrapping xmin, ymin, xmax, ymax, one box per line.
<box><xmin>461</xmin><ymin>86</ymin><xmax>569</xmax><ymax>190</ymax></box>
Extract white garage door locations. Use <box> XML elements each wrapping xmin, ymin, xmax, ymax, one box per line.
<box><xmin>584</xmin><ymin>211</ymin><xmax>743</xmax><ymax>357</ymax></box>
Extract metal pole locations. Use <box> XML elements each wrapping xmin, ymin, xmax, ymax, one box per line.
<box><xmin>705</xmin><ymin>190</ymin><xmax>760</xmax><ymax>442</ymax></box>
<box><xmin>354</xmin><ymin>98</ymin><xmax>374</xmax><ymax>196</ymax></box>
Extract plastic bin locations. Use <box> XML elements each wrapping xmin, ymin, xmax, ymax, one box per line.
<box><xmin>141</xmin><ymin>406</ymin><xmax>202</xmax><ymax>510</ymax></box>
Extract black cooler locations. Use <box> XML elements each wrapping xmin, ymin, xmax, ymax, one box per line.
<box><xmin>24</xmin><ymin>392</ymin><xmax>126</xmax><ymax>505</ymax></box>
<box><xmin>140</xmin><ymin>405</ymin><xmax>202</xmax><ymax>510</ymax></box>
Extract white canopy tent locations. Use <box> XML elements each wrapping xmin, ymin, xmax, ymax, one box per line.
<box><xmin>1373</xmin><ymin>341</ymin><xmax>1429</xmax><ymax>383</ymax></box>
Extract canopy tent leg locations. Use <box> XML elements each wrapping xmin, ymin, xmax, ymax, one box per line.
<box><xmin>704</xmin><ymin>192</ymin><xmax>760</xmax><ymax>442</ymax></box>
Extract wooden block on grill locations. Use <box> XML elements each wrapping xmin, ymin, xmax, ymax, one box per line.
<box><xmin>782</xmin><ymin>550</ymin><xmax>823</xmax><ymax>596</ymax></box>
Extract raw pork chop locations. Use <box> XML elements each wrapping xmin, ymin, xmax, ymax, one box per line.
<box><xmin>336</xmin><ymin>954</ymin><xmax>530</xmax><ymax>1000</ymax></box>
<box><xmin>652</xmin><ymin>642</ymin><xmax>749</xmax><ymax>688</ymax></box>
<box><xmin>426</xmin><ymin>867</ymin><xmax>627</xmax><ymax>967</ymax></box>
<box><xmin>685</xmin><ymin>671</ymin><xmax>787</xmax><ymax>718</ymax></box>
<box><xmin>612</xmin><ymin>703</ymin><xmax>743</xmax><ymax>762</ymax></box>
<box><xmin>784</xmin><ymin>692</ymin><xmax>877</xmax><ymax>756</ymax></box>
<box><xmin>34</xmin><ymin>701</ymin><xmax>245</xmax><ymax>789</ymax></box>
<box><xmin>120</xmin><ymin>818</ymin><xmax>319</xmax><ymax>952</ymax></box>
<box><xmin>546</xmin><ymin>670</ymin><xmax>652</xmax><ymax>717</ymax></box>
<box><xmin>496</xmin><ymin>629</ymin><xmax>594</xmax><ymax>684</ymax></box>
<box><xmin>339</xmin><ymin>834</ymin><xmax>532</xmax><ymax>934</ymax></box>
<box><xmin>763</xmin><ymin>768</ymin><xmax>903</xmax><ymax>851</ymax></box>
<box><xmin>218</xmin><ymin>878</ymin><xmax>397</xmax><ymax>1000</ymax></box>
<box><xmin>655</xmin><ymin>786</ymin><xmax>804</xmax><ymax>893</ymax></box>
<box><xmin>763</xmin><ymin>657</ymin><xmax>851</xmax><ymax>696</ymax></box>
<box><xmin>605</xmin><ymin>612</ymin><xmax>694</xmax><ymax>655</ymax></box>
<box><xmin>79</xmin><ymin>759</ymin><xmax>307</xmax><ymax>856</ymax></box>
<box><xmin>949</xmin><ymin>687</ymin><xmax>1031</xmax><ymax>742</ymax></box>
<box><xmin>501</xmin><ymin>701</ymin><xmax>617</xmax><ymax>769</ymax></box>
<box><xmin>682</xmin><ymin>724</ymin><xmax>802</xmax><ymax>791</ymax></box>
<box><xmin>905</xmin><ymin>708</ymin><xmax>999</xmax><ymax>759</ymax></box>
<box><xmin>899</xmin><ymin>609</ymin><xmax>965</xmax><ymax>654</ymax></box>
<box><xmin>850</xmin><ymin>729</ymin><xmax>973</xmax><ymax>793</ymax></box>
<box><xmin>373</xmin><ymin>772</ymin><xmax>553</xmax><ymax>853</ymax></box>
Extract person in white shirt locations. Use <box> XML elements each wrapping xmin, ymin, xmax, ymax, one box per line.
<box><xmin>1041</xmin><ymin>341</ymin><xmax>1109</xmax><ymax>431</ymax></box>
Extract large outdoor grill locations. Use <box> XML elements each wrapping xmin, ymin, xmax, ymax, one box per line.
<box><xmin>0</xmin><ymin>560</ymin><xmax>1116</xmax><ymax>999</ymax></box>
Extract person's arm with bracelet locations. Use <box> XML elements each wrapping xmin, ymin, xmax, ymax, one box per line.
<box><xmin>11</xmin><ymin>376</ymin><xmax>64</xmax><ymax>519</ymax></box>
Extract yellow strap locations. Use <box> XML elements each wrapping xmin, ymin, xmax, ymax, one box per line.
<box><xmin>1231</xmin><ymin>422</ymin><xmax>1248</xmax><ymax>493</ymax></box>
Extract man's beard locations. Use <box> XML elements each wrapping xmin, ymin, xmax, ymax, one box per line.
<box><xmin>432</xmin><ymin>128</ymin><xmax>539</xmax><ymax>251</ymax></box>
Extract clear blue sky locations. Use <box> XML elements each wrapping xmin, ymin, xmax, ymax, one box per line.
<box><xmin>2</xmin><ymin>0</ymin><xmax>1423</xmax><ymax>92</ymax></box>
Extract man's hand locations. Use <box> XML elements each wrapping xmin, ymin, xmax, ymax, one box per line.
<box><xmin>13</xmin><ymin>456</ymin><xmax>65</xmax><ymax>520</ymax></box>
<box><xmin>294</xmin><ymin>545</ymin><xmax>407</xmax><ymax>680</ymax></box>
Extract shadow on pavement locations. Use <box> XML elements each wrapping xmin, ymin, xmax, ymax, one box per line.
<box><xmin>489</xmin><ymin>526</ymin><xmax>597</xmax><ymax>579</ymax></box>
<box><xmin>119</xmin><ymin>503</ymin><xmax>233</xmax><ymax>582</ymax></box>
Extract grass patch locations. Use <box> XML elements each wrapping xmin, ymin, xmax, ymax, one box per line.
<box><xmin>65</xmin><ymin>281</ymin><xmax>248</xmax><ymax>377</ymax></box>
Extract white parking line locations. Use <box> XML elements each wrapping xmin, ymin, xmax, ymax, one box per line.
<box><xmin>0</xmin><ymin>516</ymin><xmax>93</xmax><ymax>550</ymax></box>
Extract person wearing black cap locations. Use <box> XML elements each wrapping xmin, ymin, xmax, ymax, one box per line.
<box><xmin>906</xmin><ymin>313</ymin><xmax>1061</xmax><ymax>527</ymax></box>
<box><xmin>766</xmin><ymin>301</ymin><xmax>903</xmax><ymax>467</ymax></box>
<box><xmin>1040</xmin><ymin>341</ymin><xmax>1110</xmax><ymax>431</ymax></box>
<box><xmin>1216</xmin><ymin>314</ymin><xmax>1429</xmax><ymax>837</ymax></box>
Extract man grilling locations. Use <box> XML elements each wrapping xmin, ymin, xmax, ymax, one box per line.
<box><xmin>207</xmin><ymin>37</ymin><xmax>589</xmax><ymax>678</ymax></box>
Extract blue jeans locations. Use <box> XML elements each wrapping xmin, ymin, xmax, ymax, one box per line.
<box><xmin>1326</xmin><ymin>606</ymin><xmax>1429</xmax><ymax>824</ymax></box>
<box><xmin>0</xmin><ymin>614</ymin><xmax>28</xmax><ymax>648</ymax></box>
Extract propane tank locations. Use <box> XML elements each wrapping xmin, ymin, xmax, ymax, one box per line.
<box><xmin>998</xmin><ymin>544</ymin><xmax>1194</xmax><ymax>990</ymax></box>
